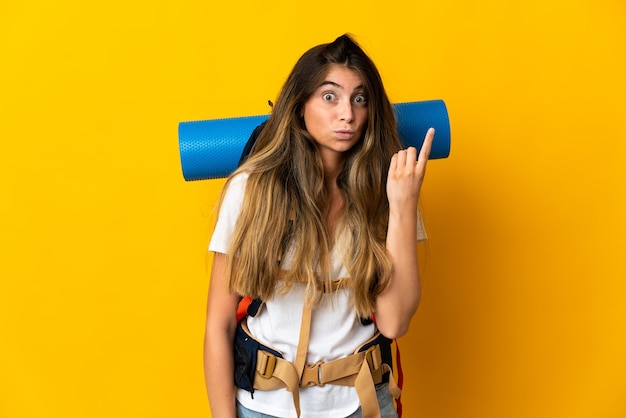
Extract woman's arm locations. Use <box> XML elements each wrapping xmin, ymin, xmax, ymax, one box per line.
<box><xmin>204</xmin><ymin>252</ymin><xmax>241</xmax><ymax>418</ymax></box>
<box><xmin>375</xmin><ymin>128</ymin><xmax>434</xmax><ymax>339</ymax></box>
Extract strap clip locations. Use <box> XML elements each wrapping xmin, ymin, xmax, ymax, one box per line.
<box><xmin>301</xmin><ymin>361</ymin><xmax>324</xmax><ymax>387</ymax></box>
<box><xmin>258</xmin><ymin>350</ymin><xmax>277</xmax><ymax>379</ymax></box>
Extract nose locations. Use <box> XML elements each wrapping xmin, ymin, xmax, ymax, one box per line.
<box><xmin>338</xmin><ymin>99</ymin><xmax>354</xmax><ymax>122</ymax></box>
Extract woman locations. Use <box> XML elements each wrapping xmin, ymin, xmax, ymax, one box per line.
<box><xmin>204</xmin><ymin>34</ymin><xmax>434</xmax><ymax>418</ymax></box>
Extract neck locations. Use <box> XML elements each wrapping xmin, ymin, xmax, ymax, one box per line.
<box><xmin>320</xmin><ymin>151</ymin><xmax>345</xmax><ymax>187</ymax></box>
<box><xmin>318</xmin><ymin>149</ymin><xmax>347</xmax><ymax>239</ymax></box>
<box><xmin>323</xmin><ymin>165</ymin><xmax>345</xmax><ymax>241</ymax></box>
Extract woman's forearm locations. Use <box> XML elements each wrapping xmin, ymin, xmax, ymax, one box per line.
<box><xmin>204</xmin><ymin>252</ymin><xmax>240</xmax><ymax>418</ymax></box>
<box><xmin>204</xmin><ymin>323</ymin><xmax>237</xmax><ymax>418</ymax></box>
<box><xmin>376</xmin><ymin>208</ymin><xmax>421</xmax><ymax>339</ymax></box>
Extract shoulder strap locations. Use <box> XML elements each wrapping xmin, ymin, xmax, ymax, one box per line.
<box><xmin>236</xmin><ymin>296</ymin><xmax>264</xmax><ymax>323</ymax></box>
<box><xmin>238</xmin><ymin>120</ymin><xmax>267</xmax><ymax>165</ymax></box>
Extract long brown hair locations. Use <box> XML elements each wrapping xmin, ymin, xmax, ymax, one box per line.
<box><xmin>219</xmin><ymin>34</ymin><xmax>402</xmax><ymax>318</ymax></box>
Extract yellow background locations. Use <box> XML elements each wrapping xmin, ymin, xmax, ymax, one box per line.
<box><xmin>1</xmin><ymin>0</ymin><xmax>625</xmax><ymax>417</ymax></box>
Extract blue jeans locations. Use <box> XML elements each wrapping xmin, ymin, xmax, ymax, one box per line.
<box><xmin>236</xmin><ymin>383</ymin><xmax>398</xmax><ymax>418</ymax></box>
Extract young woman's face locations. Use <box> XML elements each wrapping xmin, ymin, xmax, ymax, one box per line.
<box><xmin>303</xmin><ymin>64</ymin><xmax>368</xmax><ymax>161</ymax></box>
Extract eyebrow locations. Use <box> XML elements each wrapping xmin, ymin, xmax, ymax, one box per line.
<box><xmin>319</xmin><ymin>80</ymin><xmax>365</xmax><ymax>90</ymax></box>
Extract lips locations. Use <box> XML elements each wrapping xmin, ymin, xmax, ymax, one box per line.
<box><xmin>334</xmin><ymin>130</ymin><xmax>355</xmax><ymax>139</ymax></box>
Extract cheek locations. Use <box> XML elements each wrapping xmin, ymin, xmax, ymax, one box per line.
<box><xmin>357</xmin><ymin>111</ymin><xmax>368</xmax><ymax>129</ymax></box>
<box><xmin>303</xmin><ymin>107</ymin><xmax>324</xmax><ymax>133</ymax></box>
<box><xmin>357</xmin><ymin>106</ymin><xmax>368</xmax><ymax>121</ymax></box>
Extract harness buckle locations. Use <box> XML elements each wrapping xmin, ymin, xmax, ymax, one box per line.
<box><xmin>364</xmin><ymin>345</ymin><xmax>382</xmax><ymax>370</ymax></box>
<box><xmin>258</xmin><ymin>350</ymin><xmax>277</xmax><ymax>379</ymax></box>
<box><xmin>301</xmin><ymin>361</ymin><xmax>324</xmax><ymax>387</ymax></box>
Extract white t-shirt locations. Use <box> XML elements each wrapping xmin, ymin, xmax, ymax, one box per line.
<box><xmin>209</xmin><ymin>172</ymin><xmax>426</xmax><ymax>418</ymax></box>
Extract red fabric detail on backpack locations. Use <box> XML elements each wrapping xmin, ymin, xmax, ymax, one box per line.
<box><xmin>395</xmin><ymin>338</ymin><xmax>404</xmax><ymax>417</ymax></box>
<box><xmin>236</xmin><ymin>296</ymin><xmax>252</xmax><ymax>323</ymax></box>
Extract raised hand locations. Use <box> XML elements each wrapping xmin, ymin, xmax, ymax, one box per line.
<box><xmin>387</xmin><ymin>128</ymin><xmax>434</xmax><ymax>209</ymax></box>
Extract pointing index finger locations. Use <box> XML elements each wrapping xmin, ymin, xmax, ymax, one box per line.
<box><xmin>419</xmin><ymin>128</ymin><xmax>435</xmax><ymax>161</ymax></box>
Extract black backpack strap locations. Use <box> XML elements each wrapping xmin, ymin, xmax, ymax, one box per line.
<box><xmin>360</xmin><ymin>316</ymin><xmax>374</xmax><ymax>326</ymax></box>
<box><xmin>238</xmin><ymin>120</ymin><xmax>268</xmax><ymax>166</ymax></box>
<box><xmin>247</xmin><ymin>297</ymin><xmax>264</xmax><ymax>317</ymax></box>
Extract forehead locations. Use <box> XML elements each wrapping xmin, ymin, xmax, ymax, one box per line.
<box><xmin>317</xmin><ymin>64</ymin><xmax>364</xmax><ymax>90</ymax></box>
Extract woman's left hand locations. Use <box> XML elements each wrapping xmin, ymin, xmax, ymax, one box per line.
<box><xmin>386</xmin><ymin>128</ymin><xmax>434</xmax><ymax>208</ymax></box>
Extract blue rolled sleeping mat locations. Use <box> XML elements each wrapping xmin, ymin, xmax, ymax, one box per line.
<box><xmin>178</xmin><ymin>99</ymin><xmax>451</xmax><ymax>181</ymax></box>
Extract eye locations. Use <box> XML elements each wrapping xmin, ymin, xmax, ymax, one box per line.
<box><xmin>322</xmin><ymin>92</ymin><xmax>336</xmax><ymax>102</ymax></box>
<box><xmin>354</xmin><ymin>94</ymin><xmax>367</xmax><ymax>106</ymax></box>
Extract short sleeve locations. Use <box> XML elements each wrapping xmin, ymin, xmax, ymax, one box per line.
<box><xmin>208</xmin><ymin>173</ymin><xmax>249</xmax><ymax>254</ymax></box>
